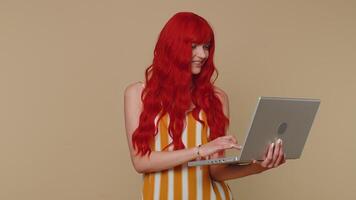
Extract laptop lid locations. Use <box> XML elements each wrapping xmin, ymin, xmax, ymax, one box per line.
<box><xmin>187</xmin><ymin>96</ymin><xmax>320</xmax><ymax>167</ymax></box>
<box><xmin>239</xmin><ymin>96</ymin><xmax>320</xmax><ymax>162</ymax></box>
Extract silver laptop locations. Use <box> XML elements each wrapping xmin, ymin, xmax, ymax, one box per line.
<box><xmin>188</xmin><ymin>96</ymin><xmax>321</xmax><ymax>167</ymax></box>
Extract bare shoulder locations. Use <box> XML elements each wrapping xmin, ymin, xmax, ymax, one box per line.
<box><xmin>124</xmin><ymin>81</ymin><xmax>144</xmax><ymax>107</ymax></box>
<box><xmin>213</xmin><ymin>86</ymin><xmax>229</xmax><ymax>116</ymax></box>
<box><xmin>213</xmin><ymin>86</ymin><xmax>229</xmax><ymax>103</ymax></box>
<box><xmin>124</xmin><ymin>81</ymin><xmax>145</xmax><ymax>99</ymax></box>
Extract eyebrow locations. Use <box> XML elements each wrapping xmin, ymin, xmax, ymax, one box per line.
<box><xmin>192</xmin><ymin>43</ymin><xmax>210</xmax><ymax>45</ymax></box>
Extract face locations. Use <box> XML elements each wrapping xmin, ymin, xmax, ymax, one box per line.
<box><xmin>191</xmin><ymin>42</ymin><xmax>210</xmax><ymax>74</ymax></box>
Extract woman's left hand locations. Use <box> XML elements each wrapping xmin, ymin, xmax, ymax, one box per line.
<box><xmin>252</xmin><ymin>139</ymin><xmax>286</xmax><ymax>171</ymax></box>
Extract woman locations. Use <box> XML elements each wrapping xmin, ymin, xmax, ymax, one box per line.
<box><xmin>124</xmin><ymin>12</ymin><xmax>286</xmax><ymax>200</ymax></box>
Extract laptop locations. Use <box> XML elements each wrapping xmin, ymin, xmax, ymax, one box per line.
<box><xmin>187</xmin><ymin>96</ymin><xmax>321</xmax><ymax>167</ymax></box>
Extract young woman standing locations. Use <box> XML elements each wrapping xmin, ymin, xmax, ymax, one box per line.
<box><xmin>124</xmin><ymin>12</ymin><xmax>286</xmax><ymax>200</ymax></box>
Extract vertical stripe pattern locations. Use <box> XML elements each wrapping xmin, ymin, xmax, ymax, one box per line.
<box><xmin>141</xmin><ymin>110</ymin><xmax>234</xmax><ymax>200</ymax></box>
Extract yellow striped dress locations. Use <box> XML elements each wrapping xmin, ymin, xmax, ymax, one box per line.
<box><xmin>141</xmin><ymin>110</ymin><xmax>234</xmax><ymax>200</ymax></box>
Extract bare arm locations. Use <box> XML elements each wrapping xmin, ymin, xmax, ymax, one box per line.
<box><xmin>124</xmin><ymin>82</ymin><xmax>239</xmax><ymax>174</ymax></box>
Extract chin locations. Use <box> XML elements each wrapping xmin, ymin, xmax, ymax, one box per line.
<box><xmin>192</xmin><ymin>70</ymin><xmax>201</xmax><ymax>75</ymax></box>
<box><xmin>191</xmin><ymin>66</ymin><xmax>202</xmax><ymax>75</ymax></box>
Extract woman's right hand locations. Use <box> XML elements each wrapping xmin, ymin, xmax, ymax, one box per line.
<box><xmin>198</xmin><ymin>135</ymin><xmax>242</xmax><ymax>158</ymax></box>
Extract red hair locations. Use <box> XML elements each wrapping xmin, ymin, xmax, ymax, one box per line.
<box><xmin>132</xmin><ymin>12</ymin><xmax>229</xmax><ymax>156</ymax></box>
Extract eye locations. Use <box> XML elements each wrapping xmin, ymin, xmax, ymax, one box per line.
<box><xmin>192</xmin><ymin>44</ymin><xmax>197</xmax><ymax>49</ymax></box>
<box><xmin>203</xmin><ymin>44</ymin><xmax>211</xmax><ymax>49</ymax></box>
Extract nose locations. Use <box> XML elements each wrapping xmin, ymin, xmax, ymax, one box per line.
<box><xmin>194</xmin><ymin>46</ymin><xmax>208</xmax><ymax>59</ymax></box>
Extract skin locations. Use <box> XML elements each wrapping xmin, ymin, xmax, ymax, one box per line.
<box><xmin>124</xmin><ymin>42</ymin><xmax>286</xmax><ymax>180</ymax></box>
<box><xmin>191</xmin><ymin>43</ymin><xmax>210</xmax><ymax>74</ymax></box>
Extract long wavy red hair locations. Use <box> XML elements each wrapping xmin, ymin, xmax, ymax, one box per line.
<box><xmin>132</xmin><ymin>12</ymin><xmax>229</xmax><ymax>156</ymax></box>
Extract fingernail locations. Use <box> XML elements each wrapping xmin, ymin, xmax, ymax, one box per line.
<box><xmin>271</xmin><ymin>143</ymin><xmax>275</xmax><ymax>148</ymax></box>
<box><xmin>277</xmin><ymin>139</ymin><xmax>282</xmax><ymax>144</ymax></box>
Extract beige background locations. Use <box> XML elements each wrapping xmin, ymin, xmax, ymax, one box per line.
<box><xmin>1</xmin><ymin>0</ymin><xmax>355</xmax><ymax>199</ymax></box>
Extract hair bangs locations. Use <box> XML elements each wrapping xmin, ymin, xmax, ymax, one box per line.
<box><xmin>185</xmin><ymin>17</ymin><xmax>213</xmax><ymax>44</ymax></box>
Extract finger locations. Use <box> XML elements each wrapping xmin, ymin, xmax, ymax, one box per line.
<box><xmin>230</xmin><ymin>135</ymin><xmax>238</xmax><ymax>144</ymax></box>
<box><xmin>231</xmin><ymin>144</ymin><xmax>242</xmax><ymax>150</ymax></box>
<box><xmin>252</xmin><ymin>160</ymin><xmax>261</xmax><ymax>164</ymax></box>
<box><xmin>262</xmin><ymin>143</ymin><xmax>274</xmax><ymax>168</ymax></box>
<box><xmin>267</xmin><ymin>142</ymin><xmax>278</xmax><ymax>168</ymax></box>
<box><xmin>269</xmin><ymin>139</ymin><xmax>282</xmax><ymax>167</ymax></box>
<box><xmin>260</xmin><ymin>144</ymin><xmax>269</xmax><ymax>167</ymax></box>
<box><xmin>274</xmin><ymin>142</ymin><xmax>284</xmax><ymax>167</ymax></box>
<box><xmin>223</xmin><ymin>142</ymin><xmax>242</xmax><ymax>150</ymax></box>
<box><xmin>277</xmin><ymin>153</ymin><xmax>286</xmax><ymax>165</ymax></box>
<box><xmin>282</xmin><ymin>153</ymin><xmax>287</xmax><ymax>164</ymax></box>
<box><xmin>210</xmin><ymin>152</ymin><xmax>220</xmax><ymax>159</ymax></box>
<box><xmin>224</xmin><ymin>135</ymin><xmax>237</xmax><ymax>144</ymax></box>
<box><xmin>259</xmin><ymin>143</ymin><xmax>269</xmax><ymax>167</ymax></box>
